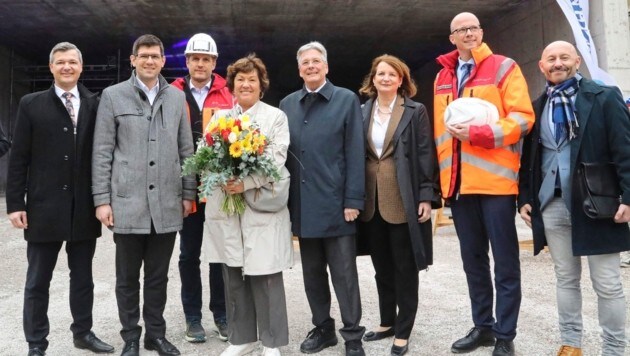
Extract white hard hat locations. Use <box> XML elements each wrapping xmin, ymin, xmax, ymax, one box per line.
<box><xmin>185</xmin><ymin>33</ymin><xmax>218</xmax><ymax>57</ymax></box>
<box><xmin>444</xmin><ymin>97</ymin><xmax>499</xmax><ymax>126</ymax></box>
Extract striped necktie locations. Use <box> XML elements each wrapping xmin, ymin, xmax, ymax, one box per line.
<box><xmin>458</xmin><ymin>63</ymin><xmax>472</xmax><ymax>97</ymax></box>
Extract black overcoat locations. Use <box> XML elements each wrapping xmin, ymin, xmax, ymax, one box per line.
<box><xmin>518</xmin><ymin>77</ymin><xmax>630</xmax><ymax>256</ymax></box>
<box><xmin>357</xmin><ymin>97</ymin><xmax>441</xmax><ymax>270</ymax></box>
<box><xmin>279</xmin><ymin>81</ymin><xmax>365</xmax><ymax>238</ymax></box>
<box><xmin>6</xmin><ymin>84</ymin><xmax>102</xmax><ymax>242</ymax></box>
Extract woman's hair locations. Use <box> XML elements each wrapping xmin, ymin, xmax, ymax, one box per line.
<box><xmin>226</xmin><ymin>54</ymin><xmax>270</xmax><ymax>96</ymax></box>
<box><xmin>359</xmin><ymin>54</ymin><xmax>417</xmax><ymax>98</ymax></box>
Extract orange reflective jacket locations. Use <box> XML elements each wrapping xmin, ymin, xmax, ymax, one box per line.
<box><xmin>433</xmin><ymin>43</ymin><xmax>534</xmax><ymax>197</ymax></box>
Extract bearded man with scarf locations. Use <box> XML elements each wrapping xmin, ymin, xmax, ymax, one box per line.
<box><xmin>518</xmin><ymin>41</ymin><xmax>630</xmax><ymax>356</ymax></box>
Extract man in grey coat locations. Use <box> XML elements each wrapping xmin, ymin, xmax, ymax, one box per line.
<box><xmin>279</xmin><ymin>41</ymin><xmax>366</xmax><ymax>356</ymax></box>
<box><xmin>92</xmin><ymin>34</ymin><xmax>195</xmax><ymax>356</ymax></box>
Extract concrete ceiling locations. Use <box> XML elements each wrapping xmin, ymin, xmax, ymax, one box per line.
<box><xmin>0</xmin><ymin>0</ymin><xmax>528</xmax><ymax>101</ymax></box>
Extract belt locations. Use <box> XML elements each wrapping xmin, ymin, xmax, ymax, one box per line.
<box><xmin>554</xmin><ymin>188</ymin><xmax>562</xmax><ymax>197</ymax></box>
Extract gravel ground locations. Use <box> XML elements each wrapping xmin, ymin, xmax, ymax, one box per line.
<box><xmin>0</xmin><ymin>202</ymin><xmax>628</xmax><ymax>356</ymax></box>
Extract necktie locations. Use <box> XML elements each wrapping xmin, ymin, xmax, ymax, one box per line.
<box><xmin>458</xmin><ymin>63</ymin><xmax>472</xmax><ymax>97</ymax></box>
<box><xmin>62</xmin><ymin>92</ymin><xmax>76</xmax><ymax>126</ymax></box>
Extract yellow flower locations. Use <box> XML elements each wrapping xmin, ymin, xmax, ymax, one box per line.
<box><xmin>242</xmin><ymin>138</ymin><xmax>253</xmax><ymax>153</ymax></box>
<box><xmin>231</xmin><ymin>125</ymin><xmax>241</xmax><ymax>135</ymax></box>
<box><xmin>229</xmin><ymin>141</ymin><xmax>243</xmax><ymax>158</ymax></box>
<box><xmin>218</xmin><ymin>116</ymin><xmax>227</xmax><ymax>130</ymax></box>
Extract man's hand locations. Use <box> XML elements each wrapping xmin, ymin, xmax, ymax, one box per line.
<box><xmin>183</xmin><ymin>200</ymin><xmax>193</xmax><ymax>218</ymax></box>
<box><xmin>519</xmin><ymin>204</ymin><xmax>532</xmax><ymax>228</ymax></box>
<box><xmin>417</xmin><ymin>202</ymin><xmax>431</xmax><ymax>223</ymax></box>
<box><xmin>344</xmin><ymin>208</ymin><xmax>360</xmax><ymax>222</ymax></box>
<box><xmin>8</xmin><ymin>211</ymin><xmax>28</xmax><ymax>229</ymax></box>
<box><xmin>614</xmin><ymin>204</ymin><xmax>630</xmax><ymax>223</ymax></box>
<box><xmin>446</xmin><ymin>123</ymin><xmax>471</xmax><ymax>141</ymax></box>
<box><xmin>96</xmin><ymin>204</ymin><xmax>114</xmax><ymax>227</ymax></box>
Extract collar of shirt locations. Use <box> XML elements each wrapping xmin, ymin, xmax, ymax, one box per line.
<box><xmin>306</xmin><ymin>80</ymin><xmax>327</xmax><ymax>93</ymax></box>
<box><xmin>235</xmin><ymin>100</ymin><xmax>261</xmax><ymax>116</ymax></box>
<box><xmin>189</xmin><ymin>80</ymin><xmax>212</xmax><ymax>111</ymax></box>
<box><xmin>135</xmin><ymin>75</ymin><xmax>160</xmax><ymax>105</ymax></box>
<box><xmin>456</xmin><ymin>58</ymin><xmax>475</xmax><ymax>80</ymax></box>
<box><xmin>54</xmin><ymin>85</ymin><xmax>79</xmax><ymax>101</ymax></box>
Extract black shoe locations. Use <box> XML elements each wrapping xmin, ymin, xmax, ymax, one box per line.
<box><xmin>345</xmin><ymin>340</ymin><xmax>365</xmax><ymax>356</ymax></box>
<box><xmin>391</xmin><ymin>341</ymin><xmax>409</xmax><ymax>356</ymax></box>
<box><xmin>363</xmin><ymin>328</ymin><xmax>395</xmax><ymax>342</ymax></box>
<box><xmin>74</xmin><ymin>331</ymin><xmax>115</xmax><ymax>353</ymax></box>
<box><xmin>492</xmin><ymin>340</ymin><xmax>515</xmax><ymax>356</ymax></box>
<box><xmin>144</xmin><ymin>337</ymin><xmax>180</xmax><ymax>356</ymax></box>
<box><xmin>451</xmin><ymin>327</ymin><xmax>495</xmax><ymax>353</ymax></box>
<box><xmin>184</xmin><ymin>320</ymin><xmax>206</xmax><ymax>343</ymax></box>
<box><xmin>27</xmin><ymin>348</ymin><xmax>45</xmax><ymax>356</ymax></box>
<box><xmin>300</xmin><ymin>326</ymin><xmax>338</xmax><ymax>353</ymax></box>
<box><xmin>120</xmin><ymin>340</ymin><xmax>139</xmax><ymax>356</ymax></box>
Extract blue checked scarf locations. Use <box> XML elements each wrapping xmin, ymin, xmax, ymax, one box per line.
<box><xmin>546</xmin><ymin>75</ymin><xmax>580</xmax><ymax>142</ymax></box>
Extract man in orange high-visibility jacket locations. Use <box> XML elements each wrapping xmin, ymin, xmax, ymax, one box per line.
<box><xmin>433</xmin><ymin>12</ymin><xmax>534</xmax><ymax>356</ymax></box>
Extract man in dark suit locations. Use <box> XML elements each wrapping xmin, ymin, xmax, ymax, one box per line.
<box><xmin>6</xmin><ymin>42</ymin><xmax>114</xmax><ymax>356</ymax></box>
<box><xmin>519</xmin><ymin>41</ymin><xmax>630</xmax><ymax>356</ymax></box>
<box><xmin>279</xmin><ymin>41</ymin><xmax>366</xmax><ymax>356</ymax></box>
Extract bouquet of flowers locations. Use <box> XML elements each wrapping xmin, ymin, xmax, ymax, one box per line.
<box><xmin>182</xmin><ymin>114</ymin><xmax>280</xmax><ymax>215</ymax></box>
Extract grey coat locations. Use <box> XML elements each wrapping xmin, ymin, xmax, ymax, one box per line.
<box><xmin>92</xmin><ymin>73</ymin><xmax>196</xmax><ymax>234</ymax></box>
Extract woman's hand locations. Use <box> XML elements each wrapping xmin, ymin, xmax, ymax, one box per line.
<box><xmin>417</xmin><ymin>202</ymin><xmax>431</xmax><ymax>223</ymax></box>
<box><xmin>224</xmin><ymin>178</ymin><xmax>245</xmax><ymax>195</ymax></box>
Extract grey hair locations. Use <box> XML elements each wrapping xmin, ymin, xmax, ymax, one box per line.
<box><xmin>49</xmin><ymin>42</ymin><xmax>83</xmax><ymax>64</ymax></box>
<box><xmin>296</xmin><ymin>41</ymin><xmax>327</xmax><ymax>63</ymax></box>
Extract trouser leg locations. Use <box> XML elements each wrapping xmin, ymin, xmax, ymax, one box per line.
<box><xmin>209</xmin><ymin>262</ymin><xmax>227</xmax><ymax>322</ymax></box>
<box><xmin>142</xmin><ymin>232</ymin><xmax>176</xmax><ymax>339</ymax></box>
<box><xmin>543</xmin><ymin>198</ymin><xmax>583</xmax><ymax>348</ymax></box>
<box><xmin>324</xmin><ymin>235</ymin><xmax>365</xmax><ymax>341</ymax></box>
<box><xmin>24</xmin><ymin>241</ymin><xmax>62</xmax><ymax>350</ymax></box>
<box><xmin>114</xmin><ymin>234</ymin><xmax>144</xmax><ymax>341</ymax></box>
<box><xmin>178</xmin><ymin>204</ymin><xmax>204</xmax><ymax>321</ymax></box>
<box><xmin>251</xmin><ymin>272</ymin><xmax>289</xmax><ymax>348</ymax></box>
<box><xmin>222</xmin><ymin>265</ymin><xmax>257</xmax><ymax>345</ymax></box>
<box><xmin>66</xmin><ymin>239</ymin><xmax>97</xmax><ymax>338</ymax></box>
<box><xmin>298</xmin><ymin>237</ymin><xmax>334</xmax><ymax>329</ymax></box>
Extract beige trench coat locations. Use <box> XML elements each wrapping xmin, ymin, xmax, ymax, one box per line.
<box><xmin>203</xmin><ymin>101</ymin><xmax>293</xmax><ymax>275</ymax></box>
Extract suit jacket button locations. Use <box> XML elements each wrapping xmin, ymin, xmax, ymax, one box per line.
<box><xmin>62</xmin><ymin>185</ymin><xmax>68</xmax><ymax>190</ymax></box>
<box><xmin>63</xmin><ymin>127</ymin><xmax>68</xmax><ymax>132</ymax></box>
<box><xmin>149</xmin><ymin>161</ymin><xmax>155</xmax><ymax>166</ymax></box>
<box><xmin>64</xmin><ymin>155</ymin><xmax>69</xmax><ymax>160</ymax></box>
<box><xmin>149</xmin><ymin>184</ymin><xmax>155</xmax><ymax>190</ymax></box>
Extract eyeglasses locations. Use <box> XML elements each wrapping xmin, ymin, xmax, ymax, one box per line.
<box><xmin>135</xmin><ymin>53</ymin><xmax>162</xmax><ymax>61</ymax></box>
<box><xmin>451</xmin><ymin>25</ymin><xmax>482</xmax><ymax>36</ymax></box>
<box><xmin>299</xmin><ymin>58</ymin><xmax>324</xmax><ymax>67</ymax></box>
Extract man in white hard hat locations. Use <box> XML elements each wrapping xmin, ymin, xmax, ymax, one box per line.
<box><xmin>171</xmin><ymin>32</ymin><xmax>233</xmax><ymax>343</ymax></box>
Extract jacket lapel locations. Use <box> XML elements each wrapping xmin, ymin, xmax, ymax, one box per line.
<box><xmin>381</xmin><ymin>96</ymin><xmax>404</xmax><ymax>158</ymax></box>
<box><xmin>361</xmin><ymin>99</ymin><xmax>378</xmax><ymax>158</ymax></box>
<box><xmin>570</xmin><ymin>79</ymin><xmax>599</xmax><ymax>169</ymax></box>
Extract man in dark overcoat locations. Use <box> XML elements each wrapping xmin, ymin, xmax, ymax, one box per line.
<box><xmin>518</xmin><ymin>40</ymin><xmax>630</xmax><ymax>356</ymax></box>
<box><xmin>6</xmin><ymin>42</ymin><xmax>114</xmax><ymax>356</ymax></box>
<box><xmin>279</xmin><ymin>41</ymin><xmax>366</xmax><ymax>356</ymax></box>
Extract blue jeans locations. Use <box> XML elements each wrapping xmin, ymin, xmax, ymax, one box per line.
<box><xmin>542</xmin><ymin>198</ymin><xmax>626</xmax><ymax>355</ymax></box>
<box><xmin>178</xmin><ymin>203</ymin><xmax>226</xmax><ymax>323</ymax></box>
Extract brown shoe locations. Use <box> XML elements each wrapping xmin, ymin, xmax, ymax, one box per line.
<box><xmin>557</xmin><ymin>345</ymin><xmax>582</xmax><ymax>356</ymax></box>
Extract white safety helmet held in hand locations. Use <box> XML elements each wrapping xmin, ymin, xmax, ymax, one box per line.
<box><xmin>444</xmin><ymin>97</ymin><xmax>499</xmax><ymax>126</ymax></box>
<box><xmin>185</xmin><ymin>33</ymin><xmax>218</xmax><ymax>57</ymax></box>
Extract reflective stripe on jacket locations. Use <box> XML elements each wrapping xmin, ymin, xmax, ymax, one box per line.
<box><xmin>433</xmin><ymin>42</ymin><xmax>534</xmax><ymax>197</ymax></box>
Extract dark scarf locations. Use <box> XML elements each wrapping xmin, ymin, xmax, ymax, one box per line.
<box><xmin>546</xmin><ymin>75</ymin><xmax>580</xmax><ymax>142</ymax></box>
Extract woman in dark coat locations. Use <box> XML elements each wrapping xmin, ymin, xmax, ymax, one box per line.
<box><xmin>357</xmin><ymin>54</ymin><xmax>440</xmax><ymax>356</ymax></box>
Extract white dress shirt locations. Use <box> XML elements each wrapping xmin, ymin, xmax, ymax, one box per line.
<box><xmin>371</xmin><ymin>99</ymin><xmax>395</xmax><ymax>157</ymax></box>
<box><xmin>189</xmin><ymin>80</ymin><xmax>212</xmax><ymax>111</ymax></box>
<box><xmin>136</xmin><ymin>76</ymin><xmax>160</xmax><ymax>105</ymax></box>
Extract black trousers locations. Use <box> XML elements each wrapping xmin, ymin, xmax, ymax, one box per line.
<box><xmin>24</xmin><ymin>239</ymin><xmax>97</xmax><ymax>350</ymax></box>
<box><xmin>299</xmin><ymin>235</ymin><xmax>365</xmax><ymax>341</ymax></box>
<box><xmin>114</xmin><ymin>231</ymin><xmax>176</xmax><ymax>341</ymax></box>
<box><xmin>364</xmin><ymin>208</ymin><xmax>418</xmax><ymax>340</ymax></box>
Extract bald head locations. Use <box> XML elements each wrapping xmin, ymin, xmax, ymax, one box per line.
<box><xmin>450</xmin><ymin>12</ymin><xmax>479</xmax><ymax>32</ymax></box>
<box><xmin>539</xmin><ymin>40</ymin><xmax>581</xmax><ymax>85</ymax></box>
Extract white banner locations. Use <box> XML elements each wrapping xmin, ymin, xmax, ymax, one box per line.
<box><xmin>555</xmin><ymin>0</ymin><xmax>618</xmax><ymax>87</ymax></box>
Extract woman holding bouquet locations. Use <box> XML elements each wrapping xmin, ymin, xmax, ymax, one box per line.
<box><xmin>357</xmin><ymin>55</ymin><xmax>440</xmax><ymax>356</ymax></box>
<box><xmin>202</xmin><ymin>54</ymin><xmax>292</xmax><ymax>356</ymax></box>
